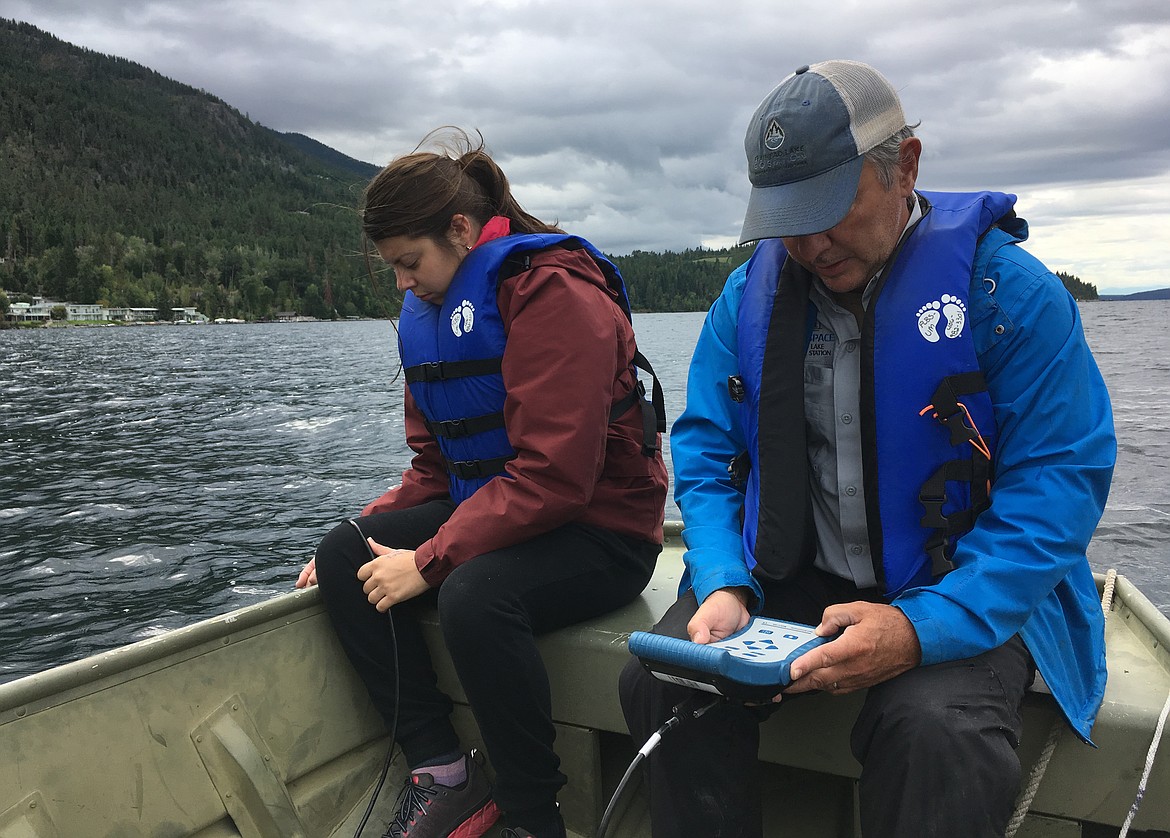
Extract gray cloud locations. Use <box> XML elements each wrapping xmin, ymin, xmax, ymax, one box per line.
<box><xmin>4</xmin><ymin>0</ymin><xmax>1169</xmax><ymax>291</ymax></box>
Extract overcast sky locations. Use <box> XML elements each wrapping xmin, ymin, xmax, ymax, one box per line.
<box><xmin>5</xmin><ymin>0</ymin><xmax>1169</xmax><ymax>293</ymax></box>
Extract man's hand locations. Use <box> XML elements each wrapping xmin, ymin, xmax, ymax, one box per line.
<box><xmin>785</xmin><ymin>601</ymin><xmax>921</xmax><ymax>695</ymax></box>
<box><xmin>687</xmin><ymin>587</ymin><xmax>753</xmax><ymax>644</ymax></box>
<box><xmin>356</xmin><ymin>539</ymin><xmax>430</xmax><ymax>612</ymax></box>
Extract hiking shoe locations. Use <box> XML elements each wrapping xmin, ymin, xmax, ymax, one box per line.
<box><xmin>383</xmin><ymin>752</ymin><xmax>499</xmax><ymax>838</ymax></box>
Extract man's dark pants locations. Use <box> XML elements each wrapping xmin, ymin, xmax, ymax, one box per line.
<box><xmin>618</xmin><ymin>566</ymin><xmax>1034</xmax><ymax>838</ymax></box>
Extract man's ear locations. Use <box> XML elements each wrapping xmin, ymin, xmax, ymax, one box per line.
<box><xmin>898</xmin><ymin>138</ymin><xmax>922</xmax><ymax>196</ymax></box>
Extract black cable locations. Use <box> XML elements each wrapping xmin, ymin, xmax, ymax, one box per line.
<box><xmin>348</xmin><ymin>518</ymin><xmax>401</xmax><ymax>838</ymax></box>
<box><xmin>595</xmin><ymin>693</ymin><xmax>722</xmax><ymax>838</ymax></box>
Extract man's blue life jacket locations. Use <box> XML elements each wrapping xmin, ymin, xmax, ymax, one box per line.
<box><xmin>734</xmin><ymin>191</ymin><xmax>1017</xmax><ymax>596</ymax></box>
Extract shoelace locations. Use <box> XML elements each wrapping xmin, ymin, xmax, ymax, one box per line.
<box><xmin>383</xmin><ymin>777</ymin><xmax>437</xmax><ymax>838</ymax></box>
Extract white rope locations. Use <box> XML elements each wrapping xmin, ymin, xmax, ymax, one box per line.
<box><xmin>1004</xmin><ymin>722</ymin><xmax>1062</xmax><ymax>837</ymax></box>
<box><xmin>1004</xmin><ymin>568</ymin><xmax>1119</xmax><ymax>838</ymax></box>
<box><xmin>1118</xmin><ymin>688</ymin><xmax>1170</xmax><ymax>838</ymax></box>
<box><xmin>1101</xmin><ymin>567</ymin><xmax>1118</xmax><ymax>614</ymax></box>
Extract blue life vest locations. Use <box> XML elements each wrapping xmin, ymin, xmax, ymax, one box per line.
<box><xmin>397</xmin><ymin>233</ymin><xmax>661</xmax><ymax>504</ymax></box>
<box><xmin>735</xmin><ymin>191</ymin><xmax>1016</xmax><ymax>597</ymax></box>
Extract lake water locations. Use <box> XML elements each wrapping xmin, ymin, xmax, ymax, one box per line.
<box><xmin>1</xmin><ymin>305</ymin><xmax>1168</xmax><ymax>683</ymax></box>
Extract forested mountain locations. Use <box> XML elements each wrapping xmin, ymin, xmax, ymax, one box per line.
<box><xmin>0</xmin><ymin>19</ymin><xmax>1097</xmax><ymax>321</ymax></box>
<box><xmin>611</xmin><ymin>245</ymin><xmax>756</xmax><ymax>311</ymax></box>
<box><xmin>275</xmin><ymin>132</ymin><xmax>380</xmax><ymax>181</ymax></box>
<box><xmin>0</xmin><ymin>19</ymin><xmax>389</xmax><ymax>320</ymax></box>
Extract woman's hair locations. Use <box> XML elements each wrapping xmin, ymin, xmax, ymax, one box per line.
<box><xmin>361</xmin><ymin>128</ymin><xmax>563</xmax><ymax>249</ymax></box>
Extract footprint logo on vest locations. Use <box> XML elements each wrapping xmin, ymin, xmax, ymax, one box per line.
<box><xmin>915</xmin><ymin>295</ymin><xmax>967</xmax><ymax>343</ymax></box>
<box><xmin>451</xmin><ymin>300</ymin><xmax>475</xmax><ymax>337</ymax></box>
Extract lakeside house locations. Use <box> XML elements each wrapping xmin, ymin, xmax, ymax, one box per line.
<box><xmin>2</xmin><ymin>295</ymin><xmax>209</xmax><ymax>324</ymax></box>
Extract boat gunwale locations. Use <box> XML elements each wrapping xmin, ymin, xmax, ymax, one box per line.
<box><xmin>0</xmin><ymin>586</ymin><xmax>324</xmax><ymax>715</ymax></box>
<box><xmin>2</xmin><ymin>518</ymin><xmax>1167</xmax><ymax>721</ymax></box>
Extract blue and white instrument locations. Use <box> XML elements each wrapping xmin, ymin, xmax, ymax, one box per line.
<box><xmin>628</xmin><ymin>617</ymin><xmax>829</xmax><ymax>701</ymax></box>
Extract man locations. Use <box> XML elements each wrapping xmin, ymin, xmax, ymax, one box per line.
<box><xmin>619</xmin><ymin>60</ymin><xmax>1116</xmax><ymax>837</ymax></box>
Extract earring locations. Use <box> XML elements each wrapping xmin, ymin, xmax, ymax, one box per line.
<box><xmin>465</xmin><ymin>245</ymin><xmax>472</xmax><ymax>251</ymax></box>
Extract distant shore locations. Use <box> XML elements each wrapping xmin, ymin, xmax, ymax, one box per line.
<box><xmin>6</xmin><ymin>295</ymin><xmax>1167</xmax><ymax>332</ymax></box>
<box><xmin>0</xmin><ymin>316</ymin><xmax>385</xmax><ymax>330</ymax></box>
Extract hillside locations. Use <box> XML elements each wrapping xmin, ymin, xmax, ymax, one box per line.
<box><xmin>0</xmin><ymin>19</ymin><xmax>389</xmax><ymax>320</ymax></box>
<box><xmin>1100</xmin><ymin>288</ymin><xmax>1170</xmax><ymax>301</ymax></box>
<box><xmin>0</xmin><ymin>18</ymin><xmax>757</xmax><ymax>319</ymax></box>
<box><xmin>276</xmin><ymin>132</ymin><xmax>381</xmax><ymax>181</ymax></box>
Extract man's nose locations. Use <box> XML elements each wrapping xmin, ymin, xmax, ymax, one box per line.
<box><xmin>787</xmin><ymin>231</ymin><xmax>832</xmax><ymax>259</ymax></box>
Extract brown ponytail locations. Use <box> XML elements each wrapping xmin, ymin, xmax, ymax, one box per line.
<box><xmin>361</xmin><ymin>128</ymin><xmax>562</xmax><ymax>251</ymax></box>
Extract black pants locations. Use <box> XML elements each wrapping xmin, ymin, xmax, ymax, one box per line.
<box><xmin>618</xmin><ymin>566</ymin><xmax>1035</xmax><ymax>838</ymax></box>
<box><xmin>314</xmin><ymin>500</ymin><xmax>660</xmax><ymax>814</ymax></box>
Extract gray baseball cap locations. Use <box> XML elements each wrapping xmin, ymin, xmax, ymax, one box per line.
<box><xmin>740</xmin><ymin>60</ymin><xmax>907</xmax><ymax>243</ymax></box>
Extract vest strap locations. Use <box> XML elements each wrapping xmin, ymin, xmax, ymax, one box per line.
<box><xmin>443</xmin><ymin>455</ymin><xmax>515</xmax><ymax>480</ymax></box>
<box><xmin>918</xmin><ymin>453</ymin><xmax>993</xmax><ymax>576</ymax></box>
<box><xmin>927</xmin><ymin>372</ymin><xmax>989</xmax><ymax>446</ymax></box>
<box><xmin>925</xmin><ymin>532</ymin><xmax>956</xmax><ymax>577</ymax></box>
<box><xmin>404</xmin><ymin>358</ymin><xmax>502</xmax><ymax>383</ymax></box>
<box><xmin>498</xmin><ymin>239</ymin><xmax>587</xmax><ymax>282</ymax></box>
<box><xmin>426</xmin><ymin>412</ymin><xmax>506</xmax><ymax>439</ymax></box>
<box><xmin>495</xmin><ymin>239</ymin><xmax>664</xmax><ymax>456</ymax></box>
<box><xmin>608</xmin><ymin>350</ymin><xmax>666</xmax><ymax>457</ymax></box>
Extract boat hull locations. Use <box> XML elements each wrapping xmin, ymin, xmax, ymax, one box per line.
<box><xmin>2</xmin><ymin>524</ymin><xmax>1168</xmax><ymax>837</ymax></box>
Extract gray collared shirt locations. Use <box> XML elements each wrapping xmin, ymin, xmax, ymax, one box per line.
<box><xmin>803</xmin><ymin>196</ymin><xmax>923</xmax><ymax>588</ymax></box>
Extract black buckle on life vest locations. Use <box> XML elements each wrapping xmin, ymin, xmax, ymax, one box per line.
<box><xmin>405</xmin><ymin>358</ymin><xmax>503</xmax><ymax>384</ymax></box>
<box><xmin>426</xmin><ymin>412</ymin><xmax>506</xmax><ymax>439</ymax></box>
<box><xmin>927</xmin><ymin>372</ymin><xmax>988</xmax><ymax>447</ymax></box>
<box><xmin>499</xmin><ymin>253</ymin><xmax>533</xmax><ymax>281</ymax></box>
<box><xmin>444</xmin><ymin>454</ymin><xmax>514</xmax><ymax>480</ymax></box>
<box><xmin>919</xmin><ymin>457</ymin><xmax>992</xmax><ymax>577</ymax></box>
<box><xmin>728</xmin><ymin>375</ymin><xmax>745</xmax><ymax>403</ymax></box>
<box><xmin>407</xmin><ymin>361</ymin><xmax>450</xmax><ymax>383</ymax></box>
<box><xmin>924</xmin><ymin>533</ymin><xmax>956</xmax><ymax>577</ymax></box>
<box><xmin>728</xmin><ymin>451</ymin><xmax>751</xmax><ymax>490</ymax></box>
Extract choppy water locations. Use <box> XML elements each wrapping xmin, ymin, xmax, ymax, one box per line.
<box><xmin>1</xmin><ymin>305</ymin><xmax>1167</xmax><ymax>683</ymax></box>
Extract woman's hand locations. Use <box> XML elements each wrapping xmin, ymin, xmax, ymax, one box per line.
<box><xmin>357</xmin><ymin>538</ymin><xmax>431</xmax><ymax>611</ymax></box>
<box><xmin>295</xmin><ymin>557</ymin><xmax>317</xmax><ymax>588</ymax></box>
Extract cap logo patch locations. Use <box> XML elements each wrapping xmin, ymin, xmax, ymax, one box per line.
<box><xmin>763</xmin><ymin>119</ymin><xmax>785</xmax><ymax>151</ymax></box>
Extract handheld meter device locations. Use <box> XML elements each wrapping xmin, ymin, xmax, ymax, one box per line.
<box><xmin>628</xmin><ymin>616</ymin><xmax>829</xmax><ymax>701</ymax></box>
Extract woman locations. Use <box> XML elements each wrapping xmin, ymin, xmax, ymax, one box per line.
<box><xmin>296</xmin><ymin>130</ymin><xmax>667</xmax><ymax>838</ymax></box>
